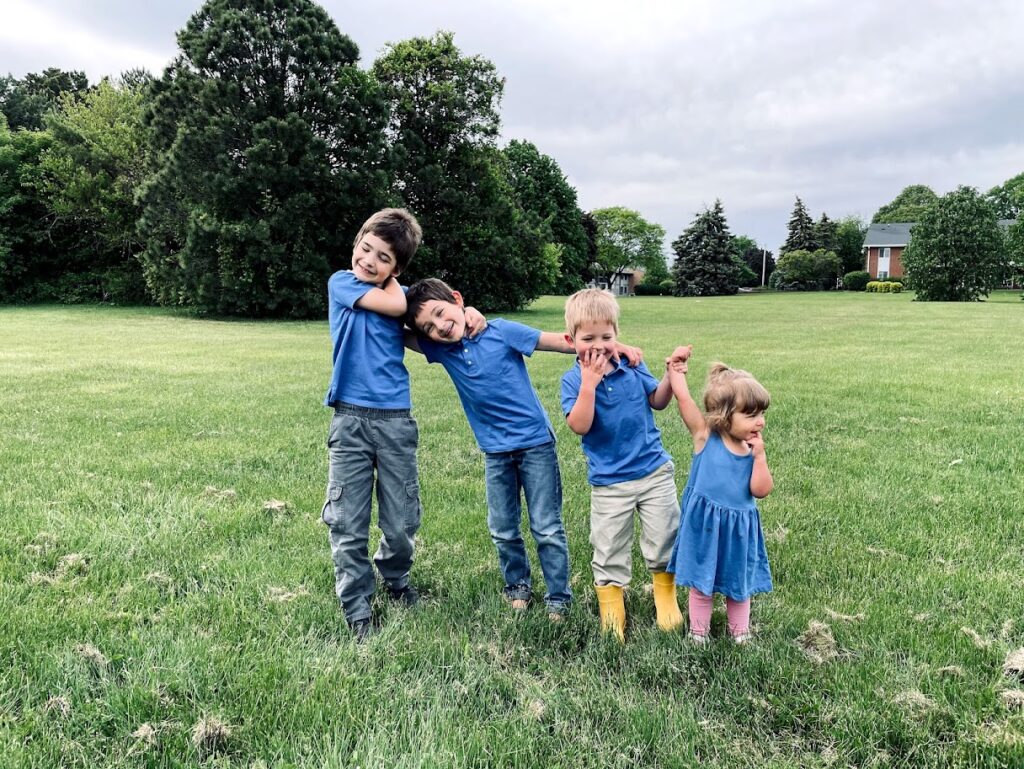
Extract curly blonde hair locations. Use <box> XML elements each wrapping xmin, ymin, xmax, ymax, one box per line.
<box><xmin>703</xmin><ymin>362</ymin><xmax>771</xmax><ymax>434</ymax></box>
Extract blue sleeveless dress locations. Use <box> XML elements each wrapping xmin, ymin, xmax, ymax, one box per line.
<box><xmin>666</xmin><ymin>431</ymin><xmax>773</xmax><ymax>600</ymax></box>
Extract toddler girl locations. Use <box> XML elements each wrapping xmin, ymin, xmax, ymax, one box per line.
<box><xmin>665</xmin><ymin>348</ymin><xmax>774</xmax><ymax>644</ymax></box>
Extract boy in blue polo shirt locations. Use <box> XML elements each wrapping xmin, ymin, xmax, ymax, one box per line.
<box><xmin>405</xmin><ymin>278</ymin><xmax>640</xmax><ymax>620</ymax></box>
<box><xmin>323</xmin><ymin>208</ymin><xmax>425</xmax><ymax>642</ymax></box>
<box><xmin>561</xmin><ymin>288</ymin><xmax>684</xmax><ymax>641</ymax></box>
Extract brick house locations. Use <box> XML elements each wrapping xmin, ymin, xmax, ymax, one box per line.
<box><xmin>862</xmin><ymin>220</ymin><xmax>1018</xmax><ymax>285</ymax></box>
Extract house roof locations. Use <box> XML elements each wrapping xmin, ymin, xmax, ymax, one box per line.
<box><xmin>863</xmin><ymin>219</ymin><xmax>1017</xmax><ymax>248</ymax></box>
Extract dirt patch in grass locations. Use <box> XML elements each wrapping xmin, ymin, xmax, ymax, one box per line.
<box><xmin>191</xmin><ymin>715</ymin><xmax>232</xmax><ymax>757</ymax></box>
<box><xmin>796</xmin><ymin>621</ymin><xmax>838</xmax><ymax>664</ymax></box>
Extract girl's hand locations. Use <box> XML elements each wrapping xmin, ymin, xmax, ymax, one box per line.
<box><xmin>746</xmin><ymin>433</ymin><xmax>766</xmax><ymax>457</ymax></box>
<box><xmin>666</xmin><ymin>357</ymin><xmax>688</xmax><ymax>375</ymax></box>
<box><xmin>579</xmin><ymin>348</ymin><xmax>607</xmax><ymax>389</ymax></box>
<box><xmin>464</xmin><ymin>306</ymin><xmax>487</xmax><ymax>337</ymax></box>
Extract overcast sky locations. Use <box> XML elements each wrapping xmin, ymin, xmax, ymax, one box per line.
<box><xmin>5</xmin><ymin>0</ymin><xmax>1024</xmax><ymax>254</ymax></box>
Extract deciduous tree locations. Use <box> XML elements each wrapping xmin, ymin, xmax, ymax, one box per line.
<box><xmin>873</xmin><ymin>184</ymin><xmax>938</xmax><ymax>223</ymax></box>
<box><xmin>373</xmin><ymin>32</ymin><xmax>552</xmax><ymax>310</ymax></box>
<box><xmin>903</xmin><ymin>186</ymin><xmax>1007</xmax><ymax>301</ymax></box>
<box><xmin>590</xmin><ymin>206</ymin><xmax>666</xmax><ymax>290</ymax></box>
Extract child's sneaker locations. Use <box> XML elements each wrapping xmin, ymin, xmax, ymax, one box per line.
<box><xmin>385</xmin><ymin>584</ymin><xmax>420</xmax><ymax>607</ymax></box>
<box><xmin>732</xmin><ymin>632</ymin><xmax>752</xmax><ymax>646</ymax></box>
<box><xmin>349</xmin><ymin>618</ymin><xmax>375</xmax><ymax>643</ymax></box>
<box><xmin>547</xmin><ymin>606</ymin><xmax>568</xmax><ymax>623</ymax></box>
<box><xmin>510</xmin><ymin>598</ymin><xmax>530</xmax><ymax>612</ymax></box>
<box><xmin>688</xmin><ymin>631</ymin><xmax>710</xmax><ymax>647</ymax></box>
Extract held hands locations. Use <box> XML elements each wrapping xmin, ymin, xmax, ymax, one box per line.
<box><xmin>579</xmin><ymin>347</ymin><xmax>608</xmax><ymax>389</ymax></box>
<box><xmin>665</xmin><ymin>344</ymin><xmax>693</xmax><ymax>375</ymax></box>
<box><xmin>464</xmin><ymin>307</ymin><xmax>487</xmax><ymax>338</ymax></box>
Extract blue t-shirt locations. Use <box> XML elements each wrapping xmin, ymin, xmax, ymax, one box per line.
<box><xmin>323</xmin><ymin>270</ymin><xmax>410</xmax><ymax>410</ymax></box>
<box><xmin>418</xmin><ymin>319</ymin><xmax>553</xmax><ymax>454</ymax></box>
<box><xmin>560</xmin><ymin>358</ymin><xmax>670</xmax><ymax>486</ymax></box>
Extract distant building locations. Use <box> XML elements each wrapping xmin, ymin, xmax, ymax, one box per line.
<box><xmin>862</xmin><ymin>220</ymin><xmax>1019</xmax><ymax>286</ymax></box>
<box><xmin>587</xmin><ymin>268</ymin><xmax>645</xmax><ymax>296</ymax></box>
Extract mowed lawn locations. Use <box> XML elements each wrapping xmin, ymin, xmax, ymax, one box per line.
<box><xmin>1</xmin><ymin>291</ymin><xmax>1023</xmax><ymax>768</ymax></box>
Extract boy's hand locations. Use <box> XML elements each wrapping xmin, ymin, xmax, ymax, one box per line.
<box><xmin>579</xmin><ymin>348</ymin><xmax>607</xmax><ymax>389</ymax></box>
<box><xmin>613</xmin><ymin>342</ymin><xmax>643</xmax><ymax>367</ymax></box>
<box><xmin>668</xmin><ymin>345</ymin><xmax>692</xmax><ymax>364</ymax></box>
<box><xmin>746</xmin><ymin>433</ymin><xmax>766</xmax><ymax>457</ymax></box>
<box><xmin>464</xmin><ymin>306</ymin><xmax>487</xmax><ymax>338</ymax></box>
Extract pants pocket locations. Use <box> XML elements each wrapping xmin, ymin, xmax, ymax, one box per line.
<box><xmin>322</xmin><ymin>483</ymin><xmax>345</xmax><ymax>532</ymax></box>
<box><xmin>405</xmin><ymin>480</ymin><xmax>421</xmax><ymax>533</ymax></box>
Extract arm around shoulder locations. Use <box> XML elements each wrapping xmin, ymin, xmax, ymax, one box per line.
<box><xmin>354</xmin><ymin>277</ymin><xmax>407</xmax><ymax>317</ymax></box>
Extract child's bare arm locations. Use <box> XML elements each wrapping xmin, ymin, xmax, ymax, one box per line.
<box><xmin>667</xmin><ymin>346</ymin><xmax>709</xmax><ymax>444</ymax></box>
<box><xmin>748</xmin><ymin>435</ymin><xmax>774</xmax><ymax>498</ymax></box>
<box><xmin>648</xmin><ymin>370</ymin><xmax>673</xmax><ymax>410</ymax></box>
<box><xmin>535</xmin><ymin>334</ymin><xmax>642</xmax><ymax>366</ymax></box>
<box><xmin>354</xmin><ymin>276</ymin><xmax>407</xmax><ymax>317</ymax></box>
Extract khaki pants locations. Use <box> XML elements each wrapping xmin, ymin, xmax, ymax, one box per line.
<box><xmin>590</xmin><ymin>461</ymin><xmax>679</xmax><ymax>586</ymax></box>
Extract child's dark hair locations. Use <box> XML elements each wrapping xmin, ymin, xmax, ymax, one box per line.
<box><xmin>405</xmin><ymin>278</ymin><xmax>457</xmax><ymax>331</ymax></box>
<box><xmin>353</xmin><ymin>208</ymin><xmax>422</xmax><ymax>271</ymax></box>
<box><xmin>703</xmin><ymin>363</ymin><xmax>771</xmax><ymax>434</ymax></box>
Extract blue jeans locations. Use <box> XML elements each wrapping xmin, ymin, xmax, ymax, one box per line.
<box><xmin>484</xmin><ymin>441</ymin><xmax>572</xmax><ymax>611</ymax></box>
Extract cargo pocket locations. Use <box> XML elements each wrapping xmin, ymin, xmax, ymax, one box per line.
<box><xmin>404</xmin><ymin>480</ymin><xmax>421</xmax><ymax>533</ymax></box>
<box><xmin>321</xmin><ymin>483</ymin><xmax>344</xmax><ymax>532</ymax></box>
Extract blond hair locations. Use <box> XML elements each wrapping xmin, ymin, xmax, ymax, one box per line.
<box><xmin>353</xmin><ymin>208</ymin><xmax>422</xmax><ymax>271</ymax></box>
<box><xmin>703</xmin><ymin>362</ymin><xmax>771</xmax><ymax>434</ymax></box>
<box><xmin>564</xmin><ymin>288</ymin><xmax>620</xmax><ymax>338</ymax></box>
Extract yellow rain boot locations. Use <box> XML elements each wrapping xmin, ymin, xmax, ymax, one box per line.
<box><xmin>594</xmin><ymin>584</ymin><xmax>626</xmax><ymax>642</ymax></box>
<box><xmin>651</xmin><ymin>572</ymin><xmax>684</xmax><ymax>631</ymax></box>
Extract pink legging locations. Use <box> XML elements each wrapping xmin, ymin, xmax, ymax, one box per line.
<box><xmin>688</xmin><ymin>589</ymin><xmax>750</xmax><ymax>637</ymax></box>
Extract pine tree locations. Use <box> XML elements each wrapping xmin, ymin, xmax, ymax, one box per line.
<box><xmin>671</xmin><ymin>200</ymin><xmax>740</xmax><ymax>296</ymax></box>
<box><xmin>781</xmin><ymin>196</ymin><xmax>816</xmax><ymax>255</ymax></box>
<box><xmin>137</xmin><ymin>0</ymin><xmax>390</xmax><ymax>317</ymax></box>
<box><xmin>814</xmin><ymin>213</ymin><xmax>838</xmax><ymax>255</ymax></box>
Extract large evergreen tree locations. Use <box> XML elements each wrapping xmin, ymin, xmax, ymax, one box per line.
<box><xmin>502</xmin><ymin>139</ymin><xmax>588</xmax><ymax>294</ymax></box>
<box><xmin>372</xmin><ymin>32</ymin><xmax>553</xmax><ymax>310</ymax></box>
<box><xmin>0</xmin><ymin>68</ymin><xmax>90</xmax><ymax>131</ymax></box>
<box><xmin>814</xmin><ymin>213</ymin><xmax>838</xmax><ymax>254</ymax></box>
<box><xmin>903</xmin><ymin>186</ymin><xmax>1006</xmax><ymax>301</ymax></box>
<box><xmin>137</xmin><ymin>0</ymin><xmax>390</xmax><ymax>317</ymax></box>
<box><xmin>671</xmin><ymin>200</ymin><xmax>740</xmax><ymax>296</ymax></box>
<box><xmin>780</xmin><ymin>196</ymin><xmax>816</xmax><ymax>255</ymax></box>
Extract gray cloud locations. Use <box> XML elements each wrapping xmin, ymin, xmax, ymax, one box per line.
<box><xmin>6</xmin><ymin>0</ymin><xmax>1023</xmax><ymax>254</ymax></box>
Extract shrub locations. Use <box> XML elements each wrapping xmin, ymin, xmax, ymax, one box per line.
<box><xmin>843</xmin><ymin>271</ymin><xmax>870</xmax><ymax>291</ymax></box>
<box><xmin>866</xmin><ymin>281</ymin><xmax>902</xmax><ymax>294</ymax></box>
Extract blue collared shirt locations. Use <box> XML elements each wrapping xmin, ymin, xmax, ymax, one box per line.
<box><xmin>418</xmin><ymin>319</ymin><xmax>553</xmax><ymax>453</ymax></box>
<box><xmin>560</xmin><ymin>358</ymin><xmax>670</xmax><ymax>485</ymax></box>
<box><xmin>323</xmin><ymin>270</ymin><xmax>410</xmax><ymax>410</ymax></box>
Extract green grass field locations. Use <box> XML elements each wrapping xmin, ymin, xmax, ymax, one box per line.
<box><xmin>2</xmin><ymin>291</ymin><xmax>1023</xmax><ymax>768</ymax></box>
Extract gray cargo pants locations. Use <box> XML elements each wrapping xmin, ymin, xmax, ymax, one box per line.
<box><xmin>323</xmin><ymin>403</ymin><xmax>422</xmax><ymax>624</ymax></box>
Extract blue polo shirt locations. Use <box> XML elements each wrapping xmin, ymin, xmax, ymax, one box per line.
<box><xmin>560</xmin><ymin>358</ymin><xmax>670</xmax><ymax>486</ymax></box>
<box><xmin>418</xmin><ymin>319</ymin><xmax>554</xmax><ymax>454</ymax></box>
<box><xmin>323</xmin><ymin>270</ymin><xmax>410</xmax><ymax>410</ymax></box>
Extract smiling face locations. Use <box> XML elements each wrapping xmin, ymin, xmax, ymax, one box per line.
<box><xmin>568</xmin><ymin>320</ymin><xmax>618</xmax><ymax>360</ymax></box>
<box><xmin>727</xmin><ymin>409</ymin><xmax>766</xmax><ymax>444</ymax></box>
<box><xmin>413</xmin><ymin>294</ymin><xmax>466</xmax><ymax>343</ymax></box>
<box><xmin>351</xmin><ymin>232</ymin><xmax>401</xmax><ymax>286</ymax></box>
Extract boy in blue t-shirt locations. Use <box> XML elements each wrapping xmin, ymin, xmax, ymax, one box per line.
<box><xmin>323</xmin><ymin>208</ymin><xmax>425</xmax><ymax>641</ymax></box>
<box><xmin>405</xmin><ymin>278</ymin><xmax>640</xmax><ymax>620</ymax></box>
<box><xmin>560</xmin><ymin>288</ymin><xmax>684</xmax><ymax>641</ymax></box>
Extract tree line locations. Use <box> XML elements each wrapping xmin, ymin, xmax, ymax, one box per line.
<box><xmin>3</xmin><ymin>0</ymin><xmax>1021</xmax><ymax>312</ymax></box>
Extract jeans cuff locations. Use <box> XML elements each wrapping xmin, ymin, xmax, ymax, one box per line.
<box><xmin>503</xmin><ymin>583</ymin><xmax>532</xmax><ymax>602</ymax></box>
